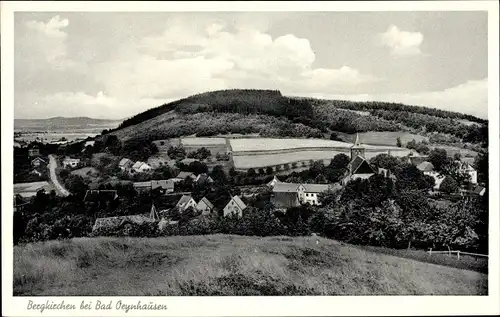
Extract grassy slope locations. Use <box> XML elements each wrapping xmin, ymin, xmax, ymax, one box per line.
<box><xmin>14</xmin><ymin>235</ymin><xmax>487</xmax><ymax>296</ymax></box>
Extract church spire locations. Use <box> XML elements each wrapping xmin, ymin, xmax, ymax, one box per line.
<box><xmin>354</xmin><ymin>133</ymin><xmax>360</xmax><ymax>146</ymax></box>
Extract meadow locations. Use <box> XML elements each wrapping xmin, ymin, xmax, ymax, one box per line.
<box><xmin>13</xmin><ymin>235</ymin><xmax>487</xmax><ymax>296</ymax></box>
<box><xmin>340</xmin><ymin>131</ymin><xmax>428</xmax><ymax>146</ymax></box>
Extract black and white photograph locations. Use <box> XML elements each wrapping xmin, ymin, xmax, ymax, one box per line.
<box><xmin>2</xmin><ymin>1</ymin><xmax>499</xmax><ymax>316</ymax></box>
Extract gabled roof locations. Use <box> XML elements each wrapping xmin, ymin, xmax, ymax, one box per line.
<box><xmin>176</xmin><ymin>171</ymin><xmax>196</xmax><ymax>179</ymax></box>
<box><xmin>300</xmin><ymin>183</ymin><xmax>331</xmax><ymax>193</ymax></box>
<box><xmin>31</xmin><ymin>157</ymin><xmax>46</xmax><ymax>163</ymax></box>
<box><xmin>181</xmin><ymin>158</ymin><xmax>197</xmax><ymax>164</ymax></box>
<box><xmin>273</xmin><ymin>182</ymin><xmax>300</xmax><ymax>193</ymax></box>
<box><xmin>472</xmin><ymin>185</ymin><xmax>486</xmax><ymax>195</ymax></box>
<box><xmin>229</xmin><ymin>195</ymin><xmax>247</xmax><ymax>210</ymax></box>
<box><xmin>348</xmin><ymin>155</ymin><xmax>375</xmax><ymax>175</ymax></box>
<box><xmin>195</xmin><ymin>173</ymin><xmax>213</xmax><ymax>183</ymax></box>
<box><xmin>133</xmin><ymin>181</ymin><xmax>151</xmax><ymax>188</ymax></box>
<box><xmin>198</xmin><ymin>197</ymin><xmax>214</xmax><ymax>209</ymax></box>
<box><xmin>151</xmin><ymin>179</ymin><xmax>175</xmax><ymax>190</ymax></box>
<box><xmin>267</xmin><ymin>175</ymin><xmax>282</xmax><ymax>187</ymax></box>
<box><xmin>176</xmin><ymin>194</ymin><xmax>194</xmax><ymax>207</ymax></box>
<box><xmin>417</xmin><ymin>161</ymin><xmax>435</xmax><ymax>172</ymax></box>
<box><xmin>132</xmin><ymin>161</ymin><xmax>144</xmax><ymax>169</ymax></box>
<box><xmin>119</xmin><ymin>158</ymin><xmax>133</xmax><ymax>167</ymax></box>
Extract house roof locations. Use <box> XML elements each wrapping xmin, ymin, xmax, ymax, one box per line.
<box><xmin>267</xmin><ymin>175</ymin><xmax>282</xmax><ymax>187</ymax></box>
<box><xmin>151</xmin><ymin>179</ymin><xmax>175</xmax><ymax>190</ymax></box>
<box><xmin>84</xmin><ymin>190</ymin><xmax>118</xmax><ymax>202</ymax></box>
<box><xmin>473</xmin><ymin>185</ymin><xmax>486</xmax><ymax>195</ymax></box>
<box><xmin>63</xmin><ymin>157</ymin><xmax>80</xmax><ymax>162</ymax></box>
<box><xmin>300</xmin><ymin>183</ymin><xmax>331</xmax><ymax>193</ymax></box>
<box><xmin>271</xmin><ymin>191</ymin><xmax>300</xmax><ymax>209</ymax></box>
<box><xmin>176</xmin><ymin>194</ymin><xmax>194</xmax><ymax>207</ymax></box>
<box><xmin>273</xmin><ymin>182</ymin><xmax>300</xmax><ymax>193</ymax></box>
<box><xmin>181</xmin><ymin>158</ymin><xmax>197</xmax><ymax>164</ymax></box>
<box><xmin>348</xmin><ymin>155</ymin><xmax>375</xmax><ymax>174</ymax></box>
<box><xmin>176</xmin><ymin>171</ymin><xmax>195</xmax><ymax>179</ymax></box>
<box><xmin>119</xmin><ymin>158</ymin><xmax>133</xmax><ymax>167</ymax></box>
<box><xmin>417</xmin><ymin>161</ymin><xmax>435</xmax><ymax>172</ymax></box>
<box><xmin>229</xmin><ymin>195</ymin><xmax>247</xmax><ymax>210</ymax></box>
<box><xmin>31</xmin><ymin>157</ymin><xmax>46</xmax><ymax>163</ymax></box>
<box><xmin>133</xmin><ymin>181</ymin><xmax>151</xmax><ymax>188</ymax></box>
<box><xmin>198</xmin><ymin>197</ymin><xmax>214</xmax><ymax>209</ymax></box>
<box><xmin>195</xmin><ymin>173</ymin><xmax>213</xmax><ymax>183</ymax></box>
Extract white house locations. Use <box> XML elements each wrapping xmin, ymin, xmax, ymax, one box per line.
<box><xmin>223</xmin><ymin>195</ymin><xmax>247</xmax><ymax>217</ymax></box>
<box><xmin>297</xmin><ymin>183</ymin><xmax>334</xmax><ymax>206</ymax></box>
<box><xmin>63</xmin><ymin>157</ymin><xmax>81</xmax><ymax>168</ymax></box>
<box><xmin>132</xmin><ymin>161</ymin><xmax>152</xmax><ymax>173</ymax></box>
<box><xmin>119</xmin><ymin>158</ymin><xmax>134</xmax><ymax>171</ymax></box>
<box><xmin>175</xmin><ymin>195</ymin><xmax>197</xmax><ymax>212</ymax></box>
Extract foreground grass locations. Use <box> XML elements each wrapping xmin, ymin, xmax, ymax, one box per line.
<box><xmin>14</xmin><ymin>235</ymin><xmax>487</xmax><ymax>296</ymax></box>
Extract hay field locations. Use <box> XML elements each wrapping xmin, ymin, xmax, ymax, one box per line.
<box><xmin>14</xmin><ymin>235</ymin><xmax>487</xmax><ymax>296</ymax></box>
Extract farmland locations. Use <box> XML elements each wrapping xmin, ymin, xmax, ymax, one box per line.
<box><xmin>340</xmin><ymin>132</ymin><xmax>429</xmax><ymax>146</ymax></box>
<box><xmin>13</xmin><ymin>235</ymin><xmax>487</xmax><ymax>296</ymax></box>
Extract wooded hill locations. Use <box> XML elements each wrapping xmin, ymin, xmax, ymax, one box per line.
<box><xmin>106</xmin><ymin>89</ymin><xmax>487</xmax><ymax>146</ymax></box>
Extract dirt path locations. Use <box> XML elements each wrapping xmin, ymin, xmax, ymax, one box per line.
<box><xmin>48</xmin><ymin>155</ymin><xmax>70</xmax><ymax>196</ymax></box>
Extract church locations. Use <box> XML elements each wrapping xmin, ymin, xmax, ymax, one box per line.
<box><xmin>341</xmin><ymin>133</ymin><xmax>378</xmax><ymax>185</ymax></box>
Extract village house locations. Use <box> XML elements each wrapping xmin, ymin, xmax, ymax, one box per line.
<box><xmin>194</xmin><ymin>173</ymin><xmax>214</xmax><ymax>185</ymax></box>
<box><xmin>151</xmin><ymin>179</ymin><xmax>175</xmax><ymax>194</ymax></box>
<box><xmin>341</xmin><ymin>133</ymin><xmax>378</xmax><ymax>185</ymax></box>
<box><xmin>132</xmin><ymin>161</ymin><xmax>152</xmax><ymax>173</ymax></box>
<box><xmin>174</xmin><ymin>171</ymin><xmax>197</xmax><ymax>182</ymax></box>
<box><xmin>63</xmin><ymin>157</ymin><xmax>81</xmax><ymax>168</ymax></box>
<box><xmin>181</xmin><ymin>158</ymin><xmax>197</xmax><ymax>165</ymax></box>
<box><xmin>119</xmin><ymin>158</ymin><xmax>134</xmax><ymax>171</ymax></box>
<box><xmin>417</xmin><ymin>161</ymin><xmax>445</xmax><ymax>190</ymax></box>
<box><xmin>297</xmin><ymin>183</ymin><xmax>337</xmax><ymax>206</ymax></box>
<box><xmin>196</xmin><ymin>197</ymin><xmax>215</xmax><ymax>215</ymax></box>
<box><xmin>456</xmin><ymin>160</ymin><xmax>478</xmax><ymax>184</ymax></box>
<box><xmin>175</xmin><ymin>194</ymin><xmax>197</xmax><ymax>212</ymax></box>
<box><xmin>223</xmin><ymin>195</ymin><xmax>247</xmax><ymax>217</ymax></box>
<box><xmin>133</xmin><ymin>181</ymin><xmax>152</xmax><ymax>193</ymax></box>
<box><xmin>31</xmin><ymin>157</ymin><xmax>46</xmax><ymax>167</ymax></box>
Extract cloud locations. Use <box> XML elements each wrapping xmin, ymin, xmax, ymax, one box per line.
<box><xmin>92</xmin><ymin>22</ymin><xmax>376</xmax><ymax>105</ymax></box>
<box><xmin>378</xmin><ymin>25</ymin><xmax>424</xmax><ymax>56</ymax></box>
<box><xmin>291</xmin><ymin>78</ymin><xmax>488</xmax><ymax>119</ymax></box>
<box><xmin>20</xmin><ymin>15</ymin><xmax>85</xmax><ymax>72</ymax></box>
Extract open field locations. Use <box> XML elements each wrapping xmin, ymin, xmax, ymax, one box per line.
<box><xmin>429</xmin><ymin>145</ymin><xmax>478</xmax><ymax>158</ymax></box>
<box><xmin>14</xmin><ymin>235</ymin><xmax>487</xmax><ymax>296</ymax></box>
<box><xmin>14</xmin><ymin>181</ymin><xmax>55</xmax><ymax>198</ymax></box>
<box><xmin>340</xmin><ymin>132</ymin><xmax>428</xmax><ymax>146</ymax></box>
<box><xmin>232</xmin><ymin>149</ymin><xmax>411</xmax><ymax>170</ymax></box>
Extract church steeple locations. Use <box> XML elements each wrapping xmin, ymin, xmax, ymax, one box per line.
<box><xmin>350</xmin><ymin>133</ymin><xmax>365</xmax><ymax>160</ymax></box>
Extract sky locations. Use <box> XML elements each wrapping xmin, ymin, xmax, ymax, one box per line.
<box><xmin>14</xmin><ymin>11</ymin><xmax>488</xmax><ymax>120</ymax></box>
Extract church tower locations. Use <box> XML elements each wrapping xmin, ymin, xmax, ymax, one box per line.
<box><xmin>350</xmin><ymin>133</ymin><xmax>365</xmax><ymax>160</ymax></box>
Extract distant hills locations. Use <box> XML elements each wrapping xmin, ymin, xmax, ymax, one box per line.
<box><xmin>107</xmin><ymin>89</ymin><xmax>487</xmax><ymax>147</ymax></box>
<box><xmin>15</xmin><ymin>116</ymin><xmax>123</xmax><ymax>132</ymax></box>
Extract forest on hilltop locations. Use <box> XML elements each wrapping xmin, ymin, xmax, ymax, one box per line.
<box><xmin>105</xmin><ymin>89</ymin><xmax>488</xmax><ymax>146</ymax></box>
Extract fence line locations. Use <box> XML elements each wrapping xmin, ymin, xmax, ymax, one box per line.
<box><xmin>428</xmin><ymin>248</ymin><xmax>488</xmax><ymax>260</ymax></box>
